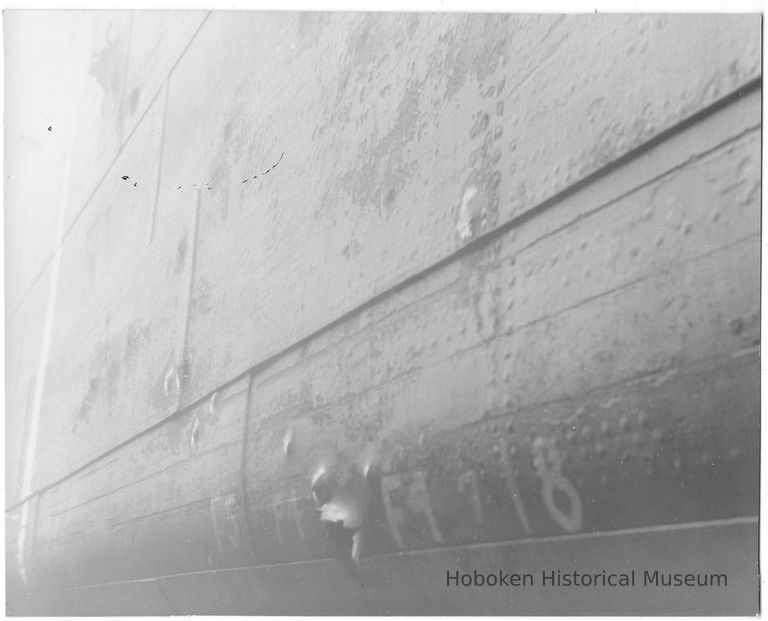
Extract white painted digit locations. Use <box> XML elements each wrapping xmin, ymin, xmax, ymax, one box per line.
<box><xmin>498</xmin><ymin>437</ymin><xmax>533</xmax><ymax>535</ymax></box>
<box><xmin>382</xmin><ymin>471</ymin><xmax>442</xmax><ymax>546</ymax></box>
<box><xmin>407</xmin><ymin>471</ymin><xmax>443</xmax><ymax>544</ymax></box>
<box><xmin>271</xmin><ymin>491</ymin><xmax>307</xmax><ymax>544</ymax></box>
<box><xmin>381</xmin><ymin>474</ymin><xmax>406</xmax><ymax>547</ymax></box>
<box><xmin>458</xmin><ymin>470</ymin><xmax>484</xmax><ymax>526</ymax></box>
<box><xmin>532</xmin><ymin>436</ymin><xmax>582</xmax><ymax>533</ymax></box>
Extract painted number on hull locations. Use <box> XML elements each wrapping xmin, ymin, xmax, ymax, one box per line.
<box><xmin>532</xmin><ymin>436</ymin><xmax>583</xmax><ymax>533</ymax></box>
<box><xmin>382</xmin><ymin>471</ymin><xmax>443</xmax><ymax>547</ymax></box>
<box><xmin>380</xmin><ymin>435</ymin><xmax>583</xmax><ymax>547</ymax></box>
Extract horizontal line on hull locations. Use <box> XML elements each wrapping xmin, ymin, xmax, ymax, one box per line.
<box><xmin>10</xmin><ymin>515</ymin><xmax>757</xmax><ymax>598</ymax></box>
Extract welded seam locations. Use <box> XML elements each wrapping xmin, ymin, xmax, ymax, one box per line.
<box><xmin>513</xmin><ymin>123</ymin><xmax>761</xmax><ymax>256</ymax></box>
<box><xmin>117</xmin><ymin>13</ymin><xmax>136</xmax><ymax>136</ymax></box>
<box><xmin>148</xmin><ymin>79</ymin><xmax>171</xmax><ymax>245</ymax></box>
<box><xmin>380</xmin><ymin>515</ymin><xmax>760</xmax><ymax>560</ymax></box>
<box><xmin>178</xmin><ymin>186</ymin><xmax>203</xmax><ymax>411</ymax></box>
<box><xmin>437</xmin><ymin>348</ymin><xmax>760</xmax><ymax>441</ymax></box>
<box><xmin>505</xmin><ymin>30</ymin><xmax>569</xmax><ymax>99</ymax></box>
<box><xmin>48</xmin><ymin>439</ymin><xmax>241</xmax><ymax>519</ymax></box>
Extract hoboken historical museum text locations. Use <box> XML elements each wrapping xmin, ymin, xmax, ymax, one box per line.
<box><xmin>446</xmin><ymin>569</ymin><xmax>728</xmax><ymax>588</ymax></box>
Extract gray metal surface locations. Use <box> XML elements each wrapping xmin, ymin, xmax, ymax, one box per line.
<box><xmin>4</xmin><ymin>12</ymin><xmax>761</xmax><ymax>616</ymax></box>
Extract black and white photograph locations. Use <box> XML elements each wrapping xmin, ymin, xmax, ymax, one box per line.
<box><xmin>3</xmin><ymin>7</ymin><xmax>762</xmax><ymax>616</ymax></box>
